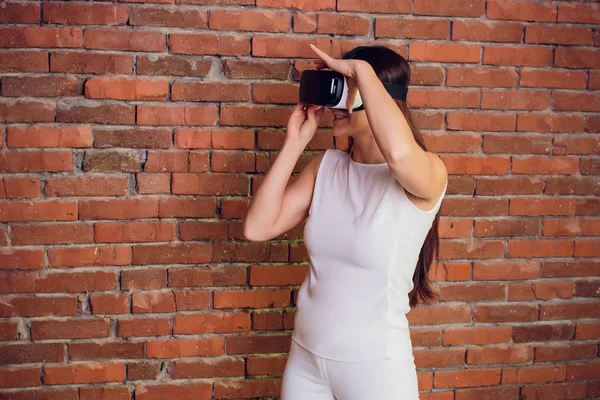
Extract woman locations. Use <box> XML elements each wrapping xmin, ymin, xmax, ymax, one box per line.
<box><xmin>243</xmin><ymin>45</ymin><xmax>448</xmax><ymax>400</ymax></box>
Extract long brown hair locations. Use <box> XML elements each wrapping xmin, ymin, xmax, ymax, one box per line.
<box><xmin>343</xmin><ymin>46</ymin><xmax>440</xmax><ymax>308</ymax></box>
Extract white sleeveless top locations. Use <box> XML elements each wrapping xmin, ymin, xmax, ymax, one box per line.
<box><xmin>292</xmin><ymin>149</ymin><xmax>447</xmax><ymax>362</ymax></box>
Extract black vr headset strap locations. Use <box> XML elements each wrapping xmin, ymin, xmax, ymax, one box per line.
<box><xmin>343</xmin><ymin>46</ymin><xmax>409</xmax><ymax>111</ymax></box>
<box><xmin>383</xmin><ymin>83</ymin><xmax>408</xmax><ymax>102</ymax></box>
<box><xmin>352</xmin><ymin>83</ymin><xmax>408</xmax><ymax>111</ymax></box>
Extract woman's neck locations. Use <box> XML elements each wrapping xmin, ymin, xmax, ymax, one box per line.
<box><xmin>349</xmin><ymin>136</ymin><xmax>386</xmax><ymax>165</ymax></box>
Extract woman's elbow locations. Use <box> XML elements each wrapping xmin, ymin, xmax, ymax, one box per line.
<box><xmin>242</xmin><ymin>221</ymin><xmax>264</xmax><ymax>242</ymax></box>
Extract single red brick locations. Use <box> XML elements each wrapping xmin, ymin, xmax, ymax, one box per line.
<box><xmin>517</xmin><ymin>113</ymin><xmax>584</xmax><ymax>133</ymax></box>
<box><xmin>174</xmin><ymin>128</ymin><xmax>211</xmax><ymax>149</ymax></box>
<box><xmin>173</xmin><ymin>312</ymin><xmax>251</xmax><ymax>334</ymax></box>
<box><xmin>43</xmin><ymin>2</ymin><xmax>128</xmax><ymax>25</ymax></box>
<box><xmin>32</xmin><ymin>319</ymin><xmax>111</xmax><ymax>340</ymax></box>
<box><xmin>43</xmin><ymin>363</ymin><xmax>125</xmax><ymax>385</ymax></box>
<box><xmin>2</xmin><ymin>76</ymin><xmax>83</xmax><ymax>97</ymax></box>
<box><xmin>0</xmin><ymin>51</ymin><xmax>48</xmax><ymax>72</ymax></box>
<box><xmin>172</xmin><ymin>173</ymin><xmax>249</xmax><ymax>195</ymax></box>
<box><xmin>80</xmin><ymin>387</ymin><xmax>131</xmax><ymax>400</ymax></box>
<box><xmin>7</xmin><ymin>125</ymin><xmax>92</xmax><ymax>148</ymax></box>
<box><xmin>137</xmin><ymin>55</ymin><xmax>212</xmax><ymax>77</ymax></box>
<box><xmin>168</xmin><ymin>266</ymin><xmax>246</xmax><ymax>288</ymax></box>
<box><xmin>84</xmin><ymin>28</ymin><xmax>165</xmax><ymax>52</ymax></box>
<box><xmin>214</xmin><ymin>379</ymin><xmax>281</xmax><ymax>399</ymax></box>
<box><xmin>36</xmin><ymin>271</ymin><xmax>117</xmax><ymax>293</ymax></box>
<box><xmin>51</xmin><ymin>52</ymin><xmax>133</xmax><ymax>74</ymax></box>
<box><xmin>0</xmin><ymin>296</ymin><xmax>78</xmax><ymax>317</ymax></box>
<box><xmin>94</xmin><ymin>128</ymin><xmax>171</xmax><ymax>149</ymax></box>
<box><xmin>553</xmin><ymin>92</ymin><xmax>600</xmax><ymax>113</ymax></box>
<box><xmin>447</xmin><ymin>111</ymin><xmax>516</xmax><ymax>131</ymax></box>
<box><xmin>127</xmin><ymin>362</ymin><xmax>160</xmax><ymax>381</ymax></box>
<box><xmin>0</xmin><ymin>100</ymin><xmax>55</xmax><ymax>123</ymax></box>
<box><xmin>252</xmin><ymin>37</ymin><xmax>331</xmax><ymax>58</ymax></box>
<box><xmin>317</xmin><ymin>14</ymin><xmax>370</xmax><ymax>35</ymax></box>
<box><xmin>144</xmin><ymin>151</ymin><xmax>188</xmax><ymax>172</ymax></box>
<box><xmin>487</xmin><ymin>0</ymin><xmax>557</xmax><ymax>22</ymax></box>
<box><xmin>130</xmin><ymin>6</ymin><xmax>207</xmax><ymax>28</ymax></box>
<box><xmin>558</xmin><ymin>3</ymin><xmax>600</xmax><ymax>24</ymax></box>
<box><xmin>526</xmin><ymin>25</ymin><xmax>594</xmax><ymax>46</ymax></box>
<box><xmin>210</xmin><ymin>9</ymin><xmax>289</xmax><ymax>32</ymax></box>
<box><xmin>376</xmin><ymin>18</ymin><xmax>448</xmax><ymax>39</ymax></box>
<box><xmin>69</xmin><ymin>342</ymin><xmax>144</xmax><ymax>361</ymax></box>
<box><xmin>0</xmin><ymin>249</ymin><xmax>45</xmax><ymax>270</ymax></box>
<box><xmin>171</xmin><ymin>82</ymin><xmax>249</xmax><ymax>102</ymax></box>
<box><xmin>158</xmin><ymin>197</ymin><xmax>216</xmax><ymax>218</ymax></box>
<box><xmin>132</xmin><ymin>291</ymin><xmax>175</xmax><ymax>313</ymax></box>
<box><xmin>132</xmin><ymin>243</ymin><xmax>212</xmax><ymax>265</ymax></box>
<box><xmin>48</xmin><ymin>245</ymin><xmax>132</xmax><ymax>268</ymax></box>
<box><xmin>440</xmin><ymin>239</ymin><xmax>506</xmax><ymax>259</ymax></box>
<box><xmin>135</xmin><ymin>383</ymin><xmax>212</xmax><ymax>400</ymax></box>
<box><xmin>56</xmin><ymin>101</ymin><xmax>134</xmax><ymax>124</ymax></box>
<box><xmin>293</xmin><ymin>12</ymin><xmax>317</xmax><ymax>33</ymax></box>
<box><xmin>447</xmin><ymin>67</ymin><xmax>517</xmax><ymax>87</ymax></box>
<box><xmin>170</xmin><ymin>33</ymin><xmax>249</xmax><ymax>56</ymax></box>
<box><xmin>221</xmin><ymin>105</ymin><xmax>292</xmax><ymax>127</ymax></box>
<box><xmin>173</xmin><ymin>290</ymin><xmax>211</xmax><ymax>311</ymax></box>
<box><xmin>410</xmin><ymin>42</ymin><xmax>481</xmax><ymax>63</ymax></box>
<box><xmin>214</xmin><ymin>290</ymin><xmax>290</xmax><ymax>309</ymax></box>
<box><xmin>211</xmin><ymin>151</ymin><xmax>255</xmax><ymax>173</ymax></box>
<box><xmin>225</xmin><ymin>335</ymin><xmax>291</xmax><ymax>355</ymax></box>
<box><xmin>45</xmin><ymin>176</ymin><xmax>127</xmax><ymax>197</ymax></box>
<box><xmin>414</xmin><ymin>0</ymin><xmax>484</xmax><ymax>16</ymax></box>
<box><xmin>520</xmin><ymin>69</ymin><xmax>585</xmax><ymax>89</ymax></box>
<box><xmin>137</xmin><ymin>173</ymin><xmax>170</xmax><ymax>194</ymax></box>
<box><xmin>146</xmin><ymin>338</ymin><xmax>224</xmax><ymax>358</ymax></box>
<box><xmin>117</xmin><ymin>318</ymin><xmax>171</xmax><ymax>338</ymax></box>
<box><xmin>0</xmin><ymin>27</ymin><xmax>82</xmax><ymax>48</ymax></box>
<box><xmin>482</xmin><ymin>90</ymin><xmax>550</xmax><ymax>111</ymax></box>
<box><xmin>171</xmin><ymin>358</ymin><xmax>244</xmax><ymax>379</ymax></box>
<box><xmin>443</xmin><ymin>326</ymin><xmax>512</xmax><ymax>346</ymax></box>
<box><xmin>90</xmin><ymin>293</ymin><xmax>130</xmax><ymax>315</ymax></box>
<box><xmin>223</xmin><ymin>59</ymin><xmax>290</xmax><ymax>80</ymax></box>
<box><xmin>1</xmin><ymin>177</ymin><xmax>40</xmax><ymax>198</ymax></box>
<box><xmin>337</xmin><ymin>0</ymin><xmax>406</xmax><ymax>13</ymax></box>
<box><xmin>95</xmin><ymin>221</ymin><xmax>176</xmax><ymax>243</ymax></box>
<box><xmin>137</xmin><ymin>105</ymin><xmax>218</xmax><ymax>126</ymax></box>
<box><xmin>484</xmin><ymin>45</ymin><xmax>553</xmax><ymax>66</ymax></box>
<box><xmin>0</xmin><ymin>2</ymin><xmax>40</xmax><ymax>23</ymax></box>
<box><xmin>453</xmin><ymin>20</ymin><xmax>523</xmax><ymax>42</ymax></box>
<box><xmin>0</xmin><ymin>200</ymin><xmax>77</xmax><ymax>222</ymax></box>
<box><xmin>86</xmin><ymin>77</ymin><xmax>169</xmax><ymax>101</ymax></box>
<box><xmin>512</xmin><ymin>156</ymin><xmax>579</xmax><ymax>175</ymax></box>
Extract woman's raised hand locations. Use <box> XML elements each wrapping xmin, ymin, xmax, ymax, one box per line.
<box><xmin>286</xmin><ymin>103</ymin><xmax>324</xmax><ymax>145</ymax></box>
<box><xmin>310</xmin><ymin>44</ymin><xmax>367</xmax><ymax>112</ymax></box>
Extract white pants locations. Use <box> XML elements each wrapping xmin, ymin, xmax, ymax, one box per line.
<box><xmin>281</xmin><ymin>340</ymin><xmax>420</xmax><ymax>400</ymax></box>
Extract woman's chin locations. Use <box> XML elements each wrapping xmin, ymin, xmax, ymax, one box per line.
<box><xmin>330</xmin><ymin>126</ymin><xmax>348</xmax><ymax>137</ymax></box>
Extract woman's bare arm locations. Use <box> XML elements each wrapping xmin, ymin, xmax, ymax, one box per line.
<box><xmin>243</xmin><ymin>140</ymin><xmax>323</xmax><ymax>242</ymax></box>
<box><xmin>243</xmin><ymin>104</ymin><xmax>324</xmax><ymax>242</ymax></box>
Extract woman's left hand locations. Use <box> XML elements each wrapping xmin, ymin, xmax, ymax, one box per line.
<box><xmin>309</xmin><ymin>44</ymin><xmax>368</xmax><ymax>112</ymax></box>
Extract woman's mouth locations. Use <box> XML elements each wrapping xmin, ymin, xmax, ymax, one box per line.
<box><xmin>334</xmin><ymin>114</ymin><xmax>349</xmax><ymax>120</ymax></box>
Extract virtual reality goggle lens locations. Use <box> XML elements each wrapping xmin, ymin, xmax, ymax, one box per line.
<box><xmin>298</xmin><ymin>70</ymin><xmax>408</xmax><ymax>112</ymax></box>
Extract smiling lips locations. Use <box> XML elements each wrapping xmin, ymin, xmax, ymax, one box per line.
<box><xmin>332</xmin><ymin>111</ymin><xmax>350</xmax><ymax>121</ymax></box>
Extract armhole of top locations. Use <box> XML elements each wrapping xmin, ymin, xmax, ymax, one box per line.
<box><xmin>307</xmin><ymin>149</ymin><xmax>330</xmax><ymax>216</ymax></box>
<box><xmin>401</xmin><ymin>177</ymin><xmax>447</xmax><ymax>215</ymax></box>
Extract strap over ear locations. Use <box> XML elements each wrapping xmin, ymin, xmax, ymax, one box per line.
<box><xmin>383</xmin><ymin>83</ymin><xmax>408</xmax><ymax>102</ymax></box>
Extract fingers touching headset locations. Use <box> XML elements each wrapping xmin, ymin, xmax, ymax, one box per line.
<box><xmin>310</xmin><ymin>44</ymin><xmax>360</xmax><ymax>113</ymax></box>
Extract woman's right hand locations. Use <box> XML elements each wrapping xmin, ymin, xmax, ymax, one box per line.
<box><xmin>286</xmin><ymin>103</ymin><xmax>324</xmax><ymax>145</ymax></box>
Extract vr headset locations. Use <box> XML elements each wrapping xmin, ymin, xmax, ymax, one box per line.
<box><xmin>298</xmin><ymin>46</ymin><xmax>409</xmax><ymax>112</ymax></box>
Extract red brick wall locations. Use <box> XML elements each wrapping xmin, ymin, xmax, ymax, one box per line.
<box><xmin>1</xmin><ymin>0</ymin><xmax>599</xmax><ymax>399</ymax></box>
